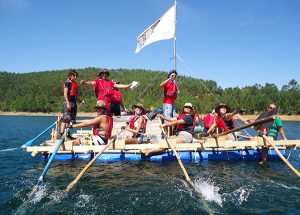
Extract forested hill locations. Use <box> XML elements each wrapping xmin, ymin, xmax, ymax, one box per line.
<box><xmin>0</xmin><ymin>68</ymin><xmax>299</xmax><ymax>115</ymax></box>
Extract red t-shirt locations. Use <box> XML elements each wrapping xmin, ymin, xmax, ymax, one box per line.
<box><xmin>163</xmin><ymin>81</ymin><xmax>178</xmax><ymax>105</ymax></box>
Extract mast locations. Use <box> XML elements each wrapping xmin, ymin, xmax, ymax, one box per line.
<box><xmin>173</xmin><ymin>0</ymin><xmax>177</xmax><ymax>71</ymax></box>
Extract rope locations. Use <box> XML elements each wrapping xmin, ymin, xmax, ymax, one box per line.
<box><xmin>128</xmin><ymin>57</ymin><xmax>173</xmax><ymax>108</ymax></box>
<box><xmin>176</xmin><ymin>53</ymin><xmax>253</xmax><ymax>137</ymax></box>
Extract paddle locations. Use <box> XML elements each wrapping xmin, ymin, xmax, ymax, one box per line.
<box><xmin>37</xmin><ymin>129</ymin><xmax>67</xmax><ymax>185</ymax></box>
<box><xmin>66</xmin><ymin>127</ymin><xmax>126</xmax><ymax>192</ymax></box>
<box><xmin>21</xmin><ymin>122</ymin><xmax>56</xmax><ymax>148</ymax></box>
<box><xmin>159</xmin><ymin>119</ymin><xmax>191</xmax><ymax>183</ymax></box>
<box><xmin>214</xmin><ymin>116</ymin><xmax>276</xmax><ymax>138</ymax></box>
<box><xmin>262</xmin><ymin>135</ymin><xmax>300</xmax><ymax>178</ymax></box>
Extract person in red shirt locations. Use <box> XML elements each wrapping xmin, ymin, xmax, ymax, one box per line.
<box><xmin>111</xmin><ymin>80</ymin><xmax>126</xmax><ymax>116</ymax></box>
<box><xmin>80</xmin><ymin>69</ymin><xmax>132</xmax><ymax>116</ymax></box>
<box><xmin>160</xmin><ymin>69</ymin><xmax>179</xmax><ymax>135</ymax></box>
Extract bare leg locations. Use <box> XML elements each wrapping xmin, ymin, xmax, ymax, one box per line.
<box><xmin>259</xmin><ymin>146</ymin><xmax>269</xmax><ymax>164</ymax></box>
<box><xmin>124</xmin><ymin>137</ymin><xmax>139</xmax><ymax>144</ymax></box>
<box><xmin>142</xmin><ymin>148</ymin><xmax>166</xmax><ymax>157</ymax></box>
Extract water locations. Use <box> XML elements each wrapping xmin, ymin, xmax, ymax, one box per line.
<box><xmin>0</xmin><ymin>116</ymin><xmax>300</xmax><ymax>214</ymax></box>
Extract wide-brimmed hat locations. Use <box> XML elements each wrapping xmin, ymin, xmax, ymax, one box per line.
<box><xmin>183</xmin><ymin>103</ymin><xmax>193</xmax><ymax>108</ymax></box>
<box><xmin>132</xmin><ymin>103</ymin><xmax>146</xmax><ymax>114</ymax></box>
<box><xmin>98</xmin><ymin>69</ymin><xmax>110</xmax><ymax>77</ymax></box>
<box><xmin>215</xmin><ymin>103</ymin><xmax>231</xmax><ymax>113</ymax></box>
<box><xmin>168</xmin><ymin>69</ymin><xmax>177</xmax><ymax>78</ymax></box>
<box><xmin>94</xmin><ymin>100</ymin><xmax>106</xmax><ymax>109</ymax></box>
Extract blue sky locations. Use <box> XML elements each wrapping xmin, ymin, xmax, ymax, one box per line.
<box><xmin>1</xmin><ymin>0</ymin><xmax>299</xmax><ymax>89</ymax></box>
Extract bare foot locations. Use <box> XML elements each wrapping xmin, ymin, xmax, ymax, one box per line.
<box><xmin>141</xmin><ymin>149</ymin><xmax>150</xmax><ymax>157</ymax></box>
<box><xmin>72</xmin><ymin>138</ymin><xmax>81</xmax><ymax>146</ymax></box>
<box><xmin>259</xmin><ymin>159</ymin><xmax>267</xmax><ymax>165</ymax></box>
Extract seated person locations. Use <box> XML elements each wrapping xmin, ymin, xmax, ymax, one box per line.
<box><xmin>207</xmin><ymin>103</ymin><xmax>243</xmax><ymax>140</ymax></box>
<box><xmin>143</xmin><ymin>102</ymin><xmax>196</xmax><ymax>156</ymax></box>
<box><xmin>123</xmin><ymin>103</ymin><xmax>147</xmax><ymax>144</ymax></box>
<box><xmin>70</xmin><ymin>100</ymin><xmax>113</xmax><ymax>145</ymax></box>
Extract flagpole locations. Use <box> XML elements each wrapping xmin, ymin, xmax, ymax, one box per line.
<box><xmin>173</xmin><ymin>0</ymin><xmax>177</xmax><ymax>71</ymax></box>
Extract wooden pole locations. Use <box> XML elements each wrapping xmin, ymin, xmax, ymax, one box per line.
<box><xmin>215</xmin><ymin>116</ymin><xmax>275</xmax><ymax>137</ymax></box>
<box><xmin>262</xmin><ymin>135</ymin><xmax>300</xmax><ymax>178</ymax></box>
<box><xmin>160</xmin><ymin>119</ymin><xmax>191</xmax><ymax>183</ymax></box>
<box><xmin>66</xmin><ymin>128</ymin><xmax>126</xmax><ymax>192</ymax></box>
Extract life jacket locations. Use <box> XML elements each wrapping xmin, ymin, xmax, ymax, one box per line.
<box><xmin>129</xmin><ymin>115</ymin><xmax>147</xmax><ymax>135</ymax></box>
<box><xmin>62</xmin><ymin>80</ymin><xmax>78</xmax><ymax>97</ymax></box>
<box><xmin>176</xmin><ymin>114</ymin><xmax>196</xmax><ymax>135</ymax></box>
<box><xmin>204</xmin><ymin>113</ymin><xmax>216</xmax><ymax>129</ymax></box>
<box><xmin>260</xmin><ymin>127</ymin><xmax>270</xmax><ymax>134</ymax></box>
<box><xmin>217</xmin><ymin>116</ymin><xmax>235</xmax><ymax>132</ymax></box>
<box><xmin>94</xmin><ymin>79</ymin><xmax>115</xmax><ymax>101</ymax></box>
<box><xmin>92</xmin><ymin>115</ymin><xmax>113</xmax><ymax>139</ymax></box>
<box><xmin>164</xmin><ymin>81</ymin><xmax>178</xmax><ymax>98</ymax></box>
<box><xmin>112</xmin><ymin>89</ymin><xmax>122</xmax><ymax>103</ymax></box>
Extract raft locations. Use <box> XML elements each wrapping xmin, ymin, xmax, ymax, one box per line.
<box><xmin>26</xmin><ymin>116</ymin><xmax>300</xmax><ymax>162</ymax></box>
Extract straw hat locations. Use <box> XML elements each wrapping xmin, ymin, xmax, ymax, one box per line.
<box><xmin>183</xmin><ymin>103</ymin><xmax>193</xmax><ymax>108</ymax></box>
<box><xmin>132</xmin><ymin>103</ymin><xmax>146</xmax><ymax>114</ymax></box>
<box><xmin>94</xmin><ymin>100</ymin><xmax>106</xmax><ymax>109</ymax></box>
<box><xmin>98</xmin><ymin>69</ymin><xmax>110</xmax><ymax>77</ymax></box>
<box><xmin>215</xmin><ymin>103</ymin><xmax>231</xmax><ymax>113</ymax></box>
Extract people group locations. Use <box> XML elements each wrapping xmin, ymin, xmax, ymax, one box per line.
<box><xmin>59</xmin><ymin>69</ymin><xmax>288</xmax><ymax>164</ymax></box>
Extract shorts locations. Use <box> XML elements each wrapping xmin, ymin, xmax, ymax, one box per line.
<box><xmin>90</xmin><ymin>135</ymin><xmax>108</xmax><ymax>145</ymax></box>
<box><xmin>111</xmin><ymin>102</ymin><xmax>121</xmax><ymax>116</ymax></box>
<box><xmin>178</xmin><ymin>131</ymin><xmax>193</xmax><ymax>143</ymax></box>
<box><xmin>163</xmin><ymin>103</ymin><xmax>176</xmax><ymax>118</ymax></box>
<box><xmin>132</xmin><ymin>134</ymin><xmax>144</xmax><ymax>144</ymax></box>
<box><xmin>61</xmin><ymin>102</ymin><xmax>77</xmax><ymax>123</ymax></box>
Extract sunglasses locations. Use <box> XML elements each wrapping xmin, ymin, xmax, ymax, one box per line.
<box><xmin>268</xmin><ymin>106</ymin><xmax>275</xmax><ymax>110</ymax></box>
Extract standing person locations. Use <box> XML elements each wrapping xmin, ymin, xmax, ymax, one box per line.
<box><xmin>71</xmin><ymin>100</ymin><xmax>113</xmax><ymax>145</ymax></box>
<box><xmin>207</xmin><ymin>104</ymin><xmax>244</xmax><ymax>140</ymax></box>
<box><xmin>161</xmin><ymin>69</ymin><xmax>179</xmax><ymax>135</ymax></box>
<box><xmin>80</xmin><ymin>69</ymin><xmax>132</xmax><ymax>116</ymax></box>
<box><xmin>111</xmin><ymin>80</ymin><xmax>126</xmax><ymax>116</ymax></box>
<box><xmin>143</xmin><ymin>103</ymin><xmax>196</xmax><ymax>156</ymax></box>
<box><xmin>60</xmin><ymin>70</ymin><xmax>83</xmax><ymax>137</ymax></box>
<box><xmin>122</xmin><ymin>103</ymin><xmax>147</xmax><ymax>144</ymax></box>
<box><xmin>247</xmin><ymin>103</ymin><xmax>287</xmax><ymax>164</ymax></box>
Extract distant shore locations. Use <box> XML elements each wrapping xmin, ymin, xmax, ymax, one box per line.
<box><xmin>1</xmin><ymin>111</ymin><xmax>300</xmax><ymax>121</ymax></box>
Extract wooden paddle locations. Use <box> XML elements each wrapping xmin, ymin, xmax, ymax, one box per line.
<box><xmin>160</xmin><ymin>119</ymin><xmax>191</xmax><ymax>183</ymax></box>
<box><xmin>22</xmin><ymin>121</ymin><xmax>56</xmax><ymax>148</ymax></box>
<box><xmin>66</xmin><ymin>127</ymin><xmax>126</xmax><ymax>192</ymax></box>
<box><xmin>262</xmin><ymin>135</ymin><xmax>300</xmax><ymax>178</ymax></box>
<box><xmin>37</xmin><ymin>129</ymin><xmax>67</xmax><ymax>185</ymax></box>
<box><xmin>215</xmin><ymin>115</ymin><xmax>276</xmax><ymax>138</ymax></box>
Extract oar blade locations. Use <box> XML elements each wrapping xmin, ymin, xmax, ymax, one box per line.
<box><xmin>21</xmin><ymin>140</ymin><xmax>33</xmax><ymax>149</ymax></box>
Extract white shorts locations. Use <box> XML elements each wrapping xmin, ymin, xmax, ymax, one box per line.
<box><xmin>178</xmin><ymin>131</ymin><xmax>193</xmax><ymax>143</ymax></box>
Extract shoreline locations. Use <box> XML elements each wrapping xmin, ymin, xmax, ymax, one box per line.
<box><xmin>1</xmin><ymin>111</ymin><xmax>300</xmax><ymax>121</ymax></box>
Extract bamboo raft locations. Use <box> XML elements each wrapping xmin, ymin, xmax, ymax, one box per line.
<box><xmin>26</xmin><ymin>116</ymin><xmax>300</xmax><ymax>162</ymax></box>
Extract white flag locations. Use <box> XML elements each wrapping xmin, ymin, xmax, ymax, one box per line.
<box><xmin>135</xmin><ymin>3</ymin><xmax>176</xmax><ymax>53</ymax></box>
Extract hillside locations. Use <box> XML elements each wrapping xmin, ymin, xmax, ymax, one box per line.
<box><xmin>0</xmin><ymin>68</ymin><xmax>299</xmax><ymax>114</ymax></box>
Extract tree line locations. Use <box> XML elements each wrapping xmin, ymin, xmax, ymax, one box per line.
<box><xmin>0</xmin><ymin>68</ymin><xmax>299</xmax><ymax>115</ymax></box>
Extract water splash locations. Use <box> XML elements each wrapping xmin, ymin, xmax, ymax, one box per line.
<box><xmin>75</xmin><ymin>194</ymin><xmax>93</xmax><ymax>208</ymax></box>
<box><xmin>192</xmin><ymin>178</ymin><xmax>223</xmax><ymax>206</ymax></box>
<box><xmin>222</xmin><ymin>186</ymin><xmax>252</xmax><ymax>206</ymax></box>
<box><xmin>13</xmin><ymin>185</ymin><xmax>48</xmax><ymax>215</ymax></box>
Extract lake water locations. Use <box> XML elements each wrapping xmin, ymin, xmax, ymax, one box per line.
<box><xmin>0</xmin><ymin>116</ymin><xmax>299</xmax><ymax>215</ymax></box>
